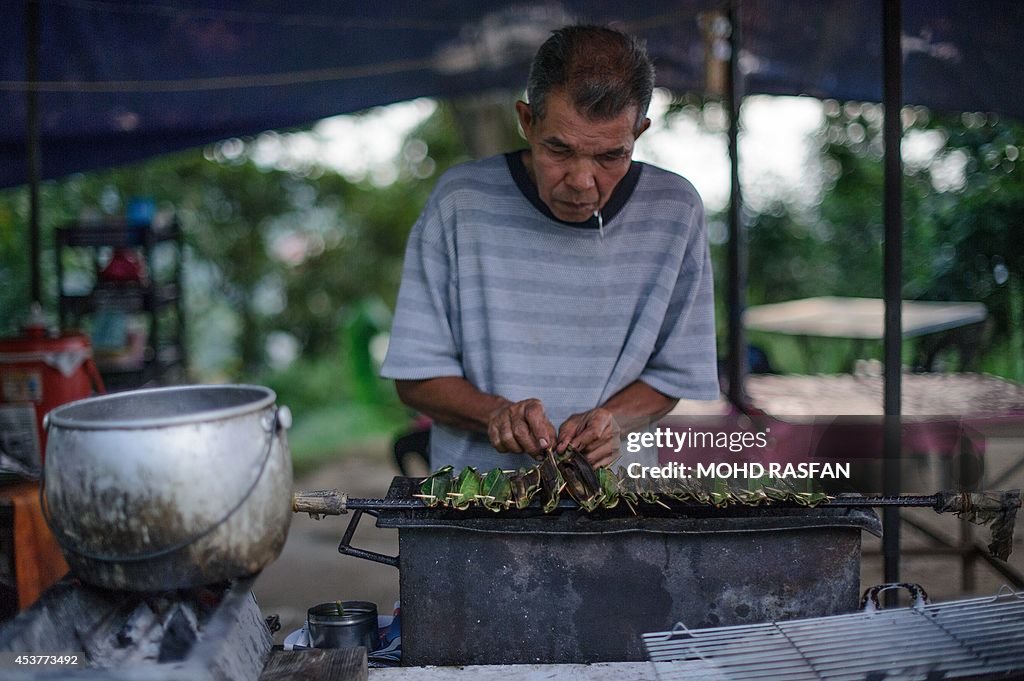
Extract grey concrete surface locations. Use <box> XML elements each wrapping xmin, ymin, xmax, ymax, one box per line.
<box><xmin>369</xmin><ymin>661</ymin><xmax>658</xmax><ymax>680</ymax></box>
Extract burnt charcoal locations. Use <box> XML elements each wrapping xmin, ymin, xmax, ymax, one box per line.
<box><xmin>158</xmin><ymin>604</ymin><xmax>198</xmax><ymax>662</ymax></box>
<box><xmin>0</xmin><ymin>577</ymin><xmax>271</xmax><ymax>679</ymax></box>
<box><xmin>91</xmin><ymin>601</ymin><xmax>162</xmax><ymax>664</ymax></box>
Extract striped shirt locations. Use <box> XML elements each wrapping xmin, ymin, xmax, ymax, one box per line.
<box><xmin>381</xmin><ymin>152</ymin><xmax>719</xmax><ymax>470</ymax></box>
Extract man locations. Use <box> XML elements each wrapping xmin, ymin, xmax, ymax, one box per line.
<box><xmin>381</xmin><ymin>25</ymin><xmax>719</xmax><ymax>471</ymax></box>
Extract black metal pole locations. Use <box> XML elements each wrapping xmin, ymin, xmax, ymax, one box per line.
<box><xmin>726</xmin><ymin>0</ymin><xmax>747</xmax><ymax>408</ymax></box>
<box><xmin>882</xmin><ymin>0</ymin><xmax>904</xmax><ymax>606</ymax></box>
<box><xmin>26</xmin><ymin>0</ymin><xmax>42</xmax><ymax>306</ymax></box>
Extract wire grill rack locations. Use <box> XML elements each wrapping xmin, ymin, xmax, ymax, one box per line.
<box><xmin>642</xmin><ymin>588</ymin><xmax>1024</xmax><ymax>681</ymax></box>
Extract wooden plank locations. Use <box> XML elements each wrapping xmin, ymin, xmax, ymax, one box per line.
<box><xmin>260</xmin><ymin>647</ymin><xmax>367</xmax><ymax>681</ymax></box>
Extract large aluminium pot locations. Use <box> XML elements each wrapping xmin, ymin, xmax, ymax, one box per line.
<box><xmin>42</xmin><ymin>384</ymin><xmax>293</xmax><ymax>591</ymax></box>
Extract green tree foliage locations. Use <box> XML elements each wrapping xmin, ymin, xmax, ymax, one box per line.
<box><xmin>2</xmin><ymin>96</ymin><xmax>1018</xmax><ymax>385</ymax></box>
<box><xmin>0</xmin><ymin>103</ymin><xmax>470</xmax><ymax>384</ymax></box>
<box><xmin>735</xmin><ymin>99</ymin><xmax>1021</xmax><ymax>376</ymax></box>
<box><xmin>0</xmin><ymin>198</ymin><xmax>28</xmax><ymax>332</ymax></box>
<box><xmin>274</xmin><ymin>104</ymin><xmax>470</xmax><ymax>357</ymax></box>
<box><xmin>919</xmin><ymin>114</ymin><xmax>1023</xmax><ymax>339</ymax></box>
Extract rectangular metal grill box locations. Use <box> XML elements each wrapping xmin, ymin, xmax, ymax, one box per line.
<box><xmin>367</xmin><ymin>477</ymin><xmax>882</xmax><ymax>666</ymax></box>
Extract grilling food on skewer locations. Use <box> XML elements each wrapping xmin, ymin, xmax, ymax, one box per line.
<box><xmin>596</xmin><ymin>466</ymin><xmax>622</xmax><ymax>510</ymax></box>
<box><xmin>556</xmin><ymin>447</ymin><xmax>604</xmax><ymax>512</ymax></box>
<box><xmin>477</xmin><ymin>468</ymin><xmax>513</xmax><ymax>511</ymax></box>
<box><xmin>508</xmin><ymin>466</ymin><xmax>542</xmax><ymax>509</ymax></box>
<box><xmin>414</xmin><ymin>464</ymin><xmax>454</xmax><ymax>506</ymax></box>
<box><xmin>447</xmin><ymin>466</ymin><xmax>483</xmax><ymax>510</ymax></box>
<box><xmin>394</xmin><ymin>447</ymin><xmax>1022</xmax><ymax>560</ymax></box>
<box><xmin>539</xmin><ymin>449</ymin><xmax>565</xmax><ymax>514</ymax></box>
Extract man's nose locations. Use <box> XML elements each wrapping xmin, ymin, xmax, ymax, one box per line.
<box><xmin>564</xmin><ymin>160</ymin><xmax>596</xmax><ymax>193</ymax></box>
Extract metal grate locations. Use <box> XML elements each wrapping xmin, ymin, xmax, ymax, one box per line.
<box><xmin>642</xmin><ymin>588</ymin><xmax>1024</xmax><ymax>681</ymax></box>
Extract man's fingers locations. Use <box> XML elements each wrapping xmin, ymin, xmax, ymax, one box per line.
<box><xmin>556</xmin><ymin>416</ymin><xmax>581</xmax><ymax>451</ymax></box>
<box><xmin>568</xmin><ymin>416</ymin><xmax>610</xmax><ymax>451</ymax></box>
<box><xmin>489</xmin><ymin>426</ymin><xmax>509</xmax><ymax>450</ymax></box>
<box><xmin>511</xmin><ymin>420</ymin><xmax>539</xmax><ymax>453</ymax></box>
<box><xmin>583</xmin><ymin>440</ymin><xmax>620</xmax><ymax>468</ymax></box>
<box><xmin>524</xmin><ymin>401</ymin><xmax>556</xmax><ymax>450</ymax></box>
<box><xmin>487</xmin><ymin>415</ymin><xmax>503</xmax><ymax>452</ymax></box>
<box><xmin>489</xmin><ymin>411</ymin><xmax>517</xmax><ymax>453</ymax></box>
<box><xmin>488</xmin><ymin>399</ymin><xmax>555</xmax><ymax>455</ymax></box>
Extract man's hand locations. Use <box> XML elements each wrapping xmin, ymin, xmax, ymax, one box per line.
<box><xmin>556</xmin><ymin>408</ymin><xmax>621</xmax><ymax>468</ymax></box>
<box><xmin>487</xmin><ymin>398</ymin><xmax>557</xmax><ymax>457</ymax></box>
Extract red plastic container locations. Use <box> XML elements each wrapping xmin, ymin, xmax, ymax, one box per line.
<box><xmin>0</xmin><ymin>327</ymin><xmax>104</xmax><ymax>469</ymax></box>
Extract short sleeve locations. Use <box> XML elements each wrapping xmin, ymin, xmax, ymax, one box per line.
<box><xmin>380</xmin><ymin>189</ymin><xmax>464</xmax><ymax>380</ymax></box>
<box><xmin>639</xmin><ymin>198</ymin><xmax>721</xmax><ymax>400</ymax></box>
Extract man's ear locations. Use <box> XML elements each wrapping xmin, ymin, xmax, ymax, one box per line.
<box><xmin>635</xmin><ymin>116</ymin><xmax>652</xmax><ymax>139</ymax></box>
<box><xmin>515</xmin><ymin>100</ymin><xmax>534</xmax><ymax>138</ymax></box>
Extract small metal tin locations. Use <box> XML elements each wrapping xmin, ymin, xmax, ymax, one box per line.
<box><xmin>307</xmin><ymin>601</ymin><xmax>378</xmax><ymax>650</ymax></box>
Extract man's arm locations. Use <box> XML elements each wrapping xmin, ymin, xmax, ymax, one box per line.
<box><xmin>396</xmin><ymin>377</ymin><xmax>557</xmax><ymax>455</ymax></box>
<box><xmin>556</xmin><ymin>380</ymin><xmax>677</xmax><ymax>467</ymax></box>
<box><xmin>601</xmin><ymin>380</ymin><xmax>678</xmax><ymax>432</ymax></box>
<box><xmin>395</xmin><ymin>377</ymin><xmax>507</xmax><ymax>433</ymax></box>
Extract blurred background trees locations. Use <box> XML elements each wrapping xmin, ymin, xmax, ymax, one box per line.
<box><xmin>0</xmin><ymin>93</ymin><xmax>1020</xmax><ymax>467</ymax></box>
<box><xmin>738</xmin><ymin>99</ymin><xmax>1022</xmax><ymax>377</ymax></box>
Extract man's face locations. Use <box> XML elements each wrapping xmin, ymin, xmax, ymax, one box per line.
<box><xmin>516</xmin><ymin>90</ymin><xmax>650</xmax><ymax>223</ymax></box>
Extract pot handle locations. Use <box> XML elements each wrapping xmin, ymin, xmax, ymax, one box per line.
<box><xmin>41</xmin><ymin>404</ymin><xmax>287</xmax><ymax>563</ymax></box>
<box><xmin>293</xmin><ymin>489</ymin><xmax>349</xmax><ymax>516</ymax></box>
<box><xmin>860</xmin><ymin>582</ymin><xmax>930</xmax><ymax>611</ymax></box>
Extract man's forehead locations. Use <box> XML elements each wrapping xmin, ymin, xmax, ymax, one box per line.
<box><xmin>541</xmin><ymin>134</ymin><xmax>629</xmax><ymax>155</ymax></box>
<box><xmin>532</xmin><ymin>92</ymin><xmax>639</xmax><ymax>140</ymax></box>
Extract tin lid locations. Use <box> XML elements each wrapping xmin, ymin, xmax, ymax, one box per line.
<box><xmin>308</xmin><ymin>601</ymin><xmax>378</xmax><ymax>625</ymax></box>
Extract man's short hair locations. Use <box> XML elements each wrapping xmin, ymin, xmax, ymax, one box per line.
<box><xmin>526</xmin><ymin>25</ymin><xmax>655</xmax><ymax>129</ymax></box>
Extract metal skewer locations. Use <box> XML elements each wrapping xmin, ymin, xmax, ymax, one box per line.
<box><xmin>292</xmin><ymin>489</ymin><xmax>1015</xmax><ymax>515</ymax></box>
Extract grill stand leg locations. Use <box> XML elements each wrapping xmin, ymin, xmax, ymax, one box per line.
<box><xmin>337</xmin><ymin>509</ymin><xmax>399</xmax><ymax>568</ymax></box>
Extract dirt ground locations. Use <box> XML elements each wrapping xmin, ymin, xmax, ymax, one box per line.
<box><xmin>253</xmin><ymin>437</ymin><xmax>406</xmax><ymax>643</ymax></box>
<box><xmin>252</xmin><ymin>426</ymin><xmax>1024</xmax><ymax>645</ymax></box>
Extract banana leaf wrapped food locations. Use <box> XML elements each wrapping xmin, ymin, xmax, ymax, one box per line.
<box><xmin>476</xmin><ymin>468</ymin><xmax>513</xmax><ymax>512</ymax></box>
<box><xmin>411</xmin><ymin>454</ymin><xmax>1019</xmax><ymax>561</ymax></box>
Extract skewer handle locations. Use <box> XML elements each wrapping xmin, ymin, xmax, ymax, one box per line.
<box><xmin>292</xmin><ymin>489</ymin><xmax>349</xmax><ymax>516</ymax></box>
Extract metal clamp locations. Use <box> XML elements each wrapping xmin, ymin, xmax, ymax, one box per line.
<box><xmin>337</xmin><ymin>509</ymin><xmax>399</xmax><ymax>568</ymax></box>
<box><xmin>861</xmin><ymin>582</ymin><xmax>930</xmax><ymax>611</ymax></box>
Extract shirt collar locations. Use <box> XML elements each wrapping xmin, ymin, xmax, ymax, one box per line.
<box><xmin>505</xmin><ymin>150</ymin><xmax>642</xmax><ymax>229</ymax></box>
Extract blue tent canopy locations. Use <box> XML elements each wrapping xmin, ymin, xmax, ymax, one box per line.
<box><xmin>2</xmin><ymin>0</ymin><xmax>1022</xmax><ymax>188</ymax></box>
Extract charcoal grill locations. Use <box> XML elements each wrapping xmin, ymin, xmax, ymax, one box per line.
<box><xmin>0</xmin><ymin>576</ymin><xmax>271</xmax><ymax>680</ymax></box>
<box><xmin>642</xmin><ymin>587</ymin><xmax>1024</xmax><ymax>680</ymax></box>
<box><xmin>324</xmin><ymin>476</ymin><xmax>882</xmax><ymax>666</ymax></box>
